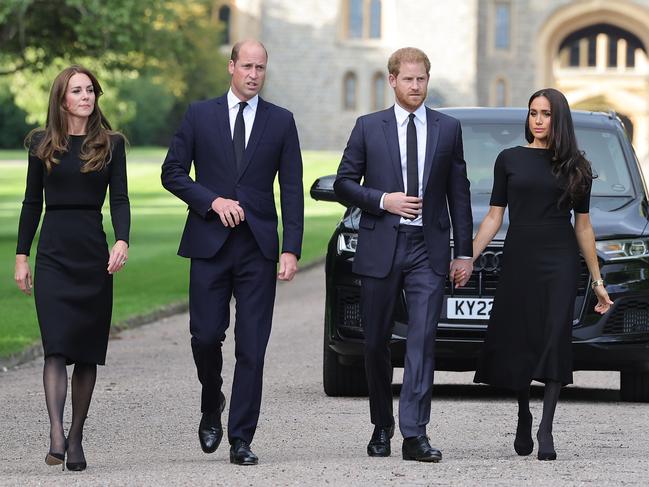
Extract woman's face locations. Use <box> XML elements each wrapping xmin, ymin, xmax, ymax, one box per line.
<box><xmin>528</xmin><ymin>95</ymin><xmax>552</xmax><ymax>145</ymax></box>
<box><xmin>63</xmin><ymin>73</ymin><xmax>96</xmax><ymax>120</ymax></box>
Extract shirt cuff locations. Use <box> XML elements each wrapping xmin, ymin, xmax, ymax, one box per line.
<box><xmin>379</xmin><ymin>193</ymin><xmax>387</xmax><ymax>210</ymax></box>
<box><xmin>456</xmin><ymin>256</ymin><xmax>472</xmax><ymax>260</ymax></box>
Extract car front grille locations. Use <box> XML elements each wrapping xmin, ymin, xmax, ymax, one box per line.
<box><xmin>337</xmin><ymin>287</ymin><xmax>362</xmax><ymax>330</ymax></box>
<box><xmin>603</xmin><ymin>298</ymin><xmax>649</xmax><ymax>335</ymax></box>
<box><xmin>446</xmin><ymin>246</ymin><xmax>589</xmax><ymax>297</ymax></box>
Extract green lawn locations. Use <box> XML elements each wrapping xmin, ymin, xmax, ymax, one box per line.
<box><xmin>0</xmin><ymin>148</ymin><xmax>343</xmax><ymax>358</ymax></box>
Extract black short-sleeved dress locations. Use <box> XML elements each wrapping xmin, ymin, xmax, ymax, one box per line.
<box><xmin>473</xmin><ymin>146</ymin><xmax>591</xmax><ymax>390</ymax></box>
<box><xmin>16</xmin><ymin>134</ymin><xmax>130</xmax><ymax>365</ymax></box>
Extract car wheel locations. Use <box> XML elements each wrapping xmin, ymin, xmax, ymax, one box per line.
<box><xmin>620</xmin><ymin>370</ymin><xmax>649</xmax><ymax>402</ymax></box>
<box><xmin>323</xmin><ymin>338</ymin><xmax>368</xmax><ymax>397</ymax></box>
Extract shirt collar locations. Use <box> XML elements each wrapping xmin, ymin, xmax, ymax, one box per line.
<box><xmin>394</xmin><ymin>102</ymin><xmax>427</xmax><ymax>126</ymax></box>
<box><xmin>227</xmin><ymin>88</ymin><xmax>259</xmax><ymax>112</ymax></box>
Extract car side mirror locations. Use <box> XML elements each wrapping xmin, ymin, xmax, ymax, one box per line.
<box><xmin>310</xmin><ymin>174</ymin><xmax>344</xmax><ymax>204</ymax></box>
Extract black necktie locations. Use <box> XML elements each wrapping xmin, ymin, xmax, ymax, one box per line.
<box><xmin>233</xmin><ymin>101</ymin><xmax>247</xmax><ymax>172</ymax></box>
<box><xmin>406</xmin><ymin>113</ymin><xmax>418</xmax><ymax>197</ymax></box>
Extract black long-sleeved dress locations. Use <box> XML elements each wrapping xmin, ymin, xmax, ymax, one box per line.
<box><xmin>16</xmin><ymin>134</ymin><xmax>130</xmax><ymax>365</ymax></box>
<box><xmin>473</xmin><ymin>146</ymin><xmax>591</xmax><ymax>390</ymax></box>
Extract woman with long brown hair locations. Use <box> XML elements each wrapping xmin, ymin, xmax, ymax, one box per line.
<box><xmin>468</xmin><ymin>88</ymin><xmax>613</xmax><ymax>460</ymax></box>
<box><xmin>14</xmin><ymin>65</ymin><xmax>130</xmax><ymax>471</ymax></box>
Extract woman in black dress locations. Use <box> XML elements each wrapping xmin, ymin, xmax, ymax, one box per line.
<box><xmin>14</xmin><ymin>66</ymin><xmax>130</xmax><ymax>471</ymax></box>
<box><xmin>468</xmin><ymin>88</ymin><xmax>612</xmax><ymax>460</ymax></box>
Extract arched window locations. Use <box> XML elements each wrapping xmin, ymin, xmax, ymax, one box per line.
<box><xmin>369</xmin><ymin>0</ymin><xmax>381</xmax><ymax>39</ymax></box>
<box><xmin>372</xmin><ymin>72</ymin><xmax>386</xmax><ymax>111</ymax></box>
<box><xmin>494</xmin><ymin>1</ymin><xmax>511</xmax><ymax>50</ymax></box>
<box><xmin>494</xmin><ymin>78</ymin><xmax>507</xmax><ymax>106</ymax></box>
<box><xmin>347</xmin><ymin>0</ymin><xmax>364</xmax><ymax>39</ymax></box>
<box><xmin>218</xmin><ymin>5</ymin><xmax>231</xmax><ymax>45</ymax></box>
<box><xmin>343</xmin><ymin>72</ymin><xmax>358</xmax><ymax>110</ymax></box>
<box><xmin>558</xmin><ymin>24</ymin><xmax>646</xmax><ymax>69</ymax></box>
<box><xmin>344</xmin><ymin>0</ymin><xmax>382</xmax><ymax>40</ymax></box>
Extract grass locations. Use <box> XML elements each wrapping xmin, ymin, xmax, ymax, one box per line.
<box><xmin>0</xmin><ymin>148</ymin><xmax>343</xmax><ymax>358</ymax></box>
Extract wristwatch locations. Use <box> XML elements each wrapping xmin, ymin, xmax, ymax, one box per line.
<box><xmin>591</xmin><ymin>279</ymin><xmax>604</xmax><ymax>289</ymax></box>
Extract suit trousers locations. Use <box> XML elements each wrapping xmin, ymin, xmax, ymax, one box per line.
<box><xmin>189</xmin><ymin>221</ymin><xmax>277</xmax><ymax>444</ymax></box>
<box><xmin>361</xmin><ymin>225</ymin><xmax>445</xmax><ymax>438</ymax></box>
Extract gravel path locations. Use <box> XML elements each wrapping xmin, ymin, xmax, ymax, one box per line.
<box><xmin>1</xmin><ymin>264</ymin><xmax>648</xmax><ymax>486</ymax></box>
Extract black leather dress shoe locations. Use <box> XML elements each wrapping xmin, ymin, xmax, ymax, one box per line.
<box><xmin>367</xmin><ymin>424</ymin><xmax>395</xmax><ymax>457</ymax></box>
<box><xmin>230</xmin><ymin>439</ymin><xmax>258</xmax><ymax>465</ymax></box>
<box><xmin>198</xmin><ymin>392</ymin><xmax>226</xmax><ymax>454</ymax></box>
<box><xmin>402</xmin><ymin>436</ymin><xmax>442</xmax><ymax>462</ymax></box>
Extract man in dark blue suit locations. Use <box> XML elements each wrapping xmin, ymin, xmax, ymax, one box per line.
<box><xmin>334</xmin><ymin>47</ymin><xmax>473</xmax><ymax>462</ymax></box>
<box><xmin>161</xmin><ymin>40</ymin><xmax>303</xmax><ymax>465</ymax></box>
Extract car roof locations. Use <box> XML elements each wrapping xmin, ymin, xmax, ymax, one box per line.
<box><xmin>437</xmin><ymin>107</ymin><xmax>621</xmax><ymax>130</ymax></box>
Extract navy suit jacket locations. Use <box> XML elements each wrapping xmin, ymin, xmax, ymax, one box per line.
<box><xmin>334</xmin><ymin>106</ymin><xmax>472</xmax><ymax>278</ymax></box>
<box><xmin>161</xmin><ymin>95</ymin><xmax>304</xmax><ymax>262</ymax></box>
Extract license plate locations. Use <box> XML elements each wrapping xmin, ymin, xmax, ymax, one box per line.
<box><xmin>446</xmin><ymin>298</ymin><xmax>493</xmax><ymax>320</ymax></box>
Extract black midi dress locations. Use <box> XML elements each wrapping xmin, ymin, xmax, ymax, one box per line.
<box><xmin>473</xmin><ymin>146</ymin><xmax>591</xmax><ymax>390</ymax></box>
<box><xmin>16</xmin><ymin>134</ymin><xmax>130</xmax><ymax>365</ymax></box>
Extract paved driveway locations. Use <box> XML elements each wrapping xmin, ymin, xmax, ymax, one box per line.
<box><xmin>1</xmin><ymin>264</ymin><xmax>648</xmax><ymax>486</ymax></box>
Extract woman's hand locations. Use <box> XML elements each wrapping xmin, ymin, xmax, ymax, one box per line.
<box><xmin>107</xmin><ymin>240</ymin><xmax>129</xmax><ymax>275</ymax></box>
<box><xmin>593</xmin><ymin>285</ymin><xmax>613</xmax><ymax>314</ymax></box>
<box><xmin>15</xmin><ymin>255</ymin><xmax>33</xmax><ymax>295</ymax></box>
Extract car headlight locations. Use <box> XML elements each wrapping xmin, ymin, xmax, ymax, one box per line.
<box><xmin>596</xmin><ymin>239</ymin><xmax>649</xmax><ymax>260</ymax></box>
<box><xmin>337</xmin><ymin>232</ymin><xmax>357</xmax><ymax>254</ymax></box>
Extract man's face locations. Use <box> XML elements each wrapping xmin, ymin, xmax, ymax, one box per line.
<box><xmin>389</xmin><ymin>62</ymin><xmax>429</xmax><ymax>112</ymax></box>
<box><xmin>228</xmin><ymin>42</ymin><xmax>267</xmax><ymax>101</ymax></box>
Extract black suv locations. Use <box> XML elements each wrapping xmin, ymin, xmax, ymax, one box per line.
<box><xmin>311</xmin><ymin>108</ymin><xmax>649</xmax><ymax>402</ymax></box>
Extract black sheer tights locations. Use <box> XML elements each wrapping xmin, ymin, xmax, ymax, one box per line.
<box><xmin>43</xmin><ymin>355</ymin><xmax>97</xmax><ymax>462</ymax></box>
<box><xmin>515</xmin><ymin>381</ymin><xmax>562</xmax><ymax>454</ymax></box>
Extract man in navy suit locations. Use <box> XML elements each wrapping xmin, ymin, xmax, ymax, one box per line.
<box><xmin>161</xmin><ymin>40</ymin><xmax>303</xmax><ymax>465</ymax></box>
<box><xmin>334</xmin><ymin>47</ymin><xmax>473</xmax><ymax>462</ymax></box>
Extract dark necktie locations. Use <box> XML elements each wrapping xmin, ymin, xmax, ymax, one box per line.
<box><xmin>406</xmin><ymin>113</ymin><xmax>418</xmax><ymax>197</ymax></box>
<box><xmin>233</xmin><ymin>101</ymin><xmax>248</xmax><ymax>172</ymax></box>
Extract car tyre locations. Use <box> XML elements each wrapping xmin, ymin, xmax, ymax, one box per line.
<box><xmin>323</xmin><ymin>333</ymin><xmax>368</xmax><ymax>397</ymax></box>
<box><xmin>620</xmin><ymin>370</ymin><xmax>649</xmax><ymax>402</ymax></box>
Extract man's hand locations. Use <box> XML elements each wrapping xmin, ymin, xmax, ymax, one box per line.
<box><xmin>278</xmin><ymin>252</ymin><xmax>298</xmax><ymax>281</ymax></box>
<box><xmin>383</xmin><ymin>192</ymin><xmax>422</xmax><ymax>219</ymax></box>
<box><xmin>211</xmin><ymin>197</ymin><xmax>245</xmax><ymax>227</ymax></box>
<box><xmin>449</xmin><ymin>259</ymin><xmax>473</xmax><ymax>288</ymax></box>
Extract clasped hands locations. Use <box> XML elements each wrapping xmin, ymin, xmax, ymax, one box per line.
<box><xmin>384</xmin><ymin>192</ymin><xmax>472</xmax><ymax>288</ymax></box>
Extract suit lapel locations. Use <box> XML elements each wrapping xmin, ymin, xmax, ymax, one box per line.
<box><xmin>382</xmin><ymin>108</ymin><xmax>406</xmax><ymax>192</ymax></box>
<box><xmin>237</xmin><ymin>97</ymin><xmax>270</xmax><ymax>181</ymax></box>
<box><xmin>422</xmin><ymin>108</ymin><xmax>440</xmax><ymax>192</ymax></box>
<box><xmin>213</xmin><ymin>96</ymin><xmax>238</xmax><ymax>179</ymax></box>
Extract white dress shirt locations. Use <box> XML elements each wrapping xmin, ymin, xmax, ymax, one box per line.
<box><xmin>227</xmin><ymin>89</ymin><xmax>259</xmax><ymax>147</ymax></box>
<box><xmin>380</xmin><ymin>102</ymin><xmax>427</xmax><ymax>226</ymax></box>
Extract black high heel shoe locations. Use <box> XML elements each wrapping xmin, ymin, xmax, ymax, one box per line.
<box><xmin>536</xmin><ymin>430</ymin><xmax>557</xmax><ymax>461</ymax></box>
<box><xmin>45</xmin><ymin>451</ymin><xmax>65</xmax><ymax>471</ymax></box>
<box><xmin>45</xmin><ymin>437</ymin><xmax>66</xmax><ymax>471</ymax></box>
<box><xmin>65</xmin><ymin>437</ymin><xmax>87</xmax><ymax>472</ymax></box>
<box><xmin>514</xmin><ymin>411</ymin><xmax>534</xmax><ymax>456</ymax></box>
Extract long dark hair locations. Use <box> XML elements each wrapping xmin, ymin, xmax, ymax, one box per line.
<box><xmin>25</xmin><ymin>65</ymin><xmax>123</xmax><ymax>174</ymax></box>
<box><xmin>525</xmin><ymin>88</ymin><xmax>593</xmax><ymax>208</ymax></box>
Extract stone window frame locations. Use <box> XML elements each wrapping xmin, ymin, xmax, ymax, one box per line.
<box><xmin>343</xmin><ymin>71</ymin><xmax>359</xmax><ymax>111</ymax></box>
<box><xmin>340</xmin><ymin>0</ymin><xmax>383</xmax><ymax>43</ymax></box>
<box><xmin>486</xmin><ymin>0</ymin><xmax>515</xmax><ymax>59</ymax></box>
<box><xmin>371</xmin><ymin>71</ymin><xmax>387</xmax><ymax>111</ymax></box>
<box><xmin>492</xmin><ymin>77</ymin><xmax>509</xmax><ymax>107</ymax></box>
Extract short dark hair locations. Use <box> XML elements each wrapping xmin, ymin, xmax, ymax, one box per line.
<box><xmin>230</xmin><ymin>40</ymin><xmax>268</xmax><ymax>63</ymax></box>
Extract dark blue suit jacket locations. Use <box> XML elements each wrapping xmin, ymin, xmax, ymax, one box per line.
<box><xmin>161</xmin><ymin>95</ymin><xmax>304</xmax><ymax>261</ymax></box>
<box><xmin>334</xmin><ymin>106</ymin><xmax>472</xmax><ymax>278</ymax></box>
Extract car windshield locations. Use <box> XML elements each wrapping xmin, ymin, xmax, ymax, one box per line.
<box><xmin>462</xmin><ymin>123</ymin><xmax>634</xmax><ymax>197</ymax></box>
